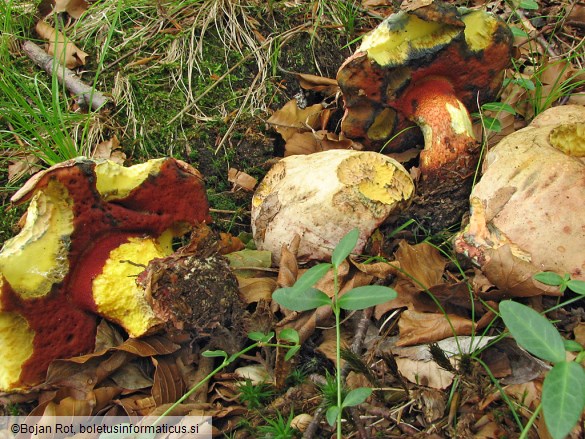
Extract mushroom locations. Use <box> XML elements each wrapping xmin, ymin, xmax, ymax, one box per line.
<box><xmin>337</xmin><ymin>1</ymin><xmax>513</xmax><ymax>231</ymax></box>
<box><xmin>0</xmin><ymin>158</ymin><xmax>211</xmax><ymax>390</ymax></box>
<box><xmin>454</xmin><ymin>105</ymin><xmax>585</xmax><ymax>294</ymax></box>
<box><xmin>251</xmin><ymin>149</ymin><xmax>414</xmax><ymax>264</ymax></box>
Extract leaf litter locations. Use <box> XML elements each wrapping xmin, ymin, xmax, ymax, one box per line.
<box><xmin>1</xmin><ymin>0</ymin><xmax>585</xmax><ymax>437</ymax></box>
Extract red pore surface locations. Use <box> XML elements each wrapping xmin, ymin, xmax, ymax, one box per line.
<box><xmin>1</xmin><ymin>158</ymin><xmax>210</xmax><ymax>387</ymax></box>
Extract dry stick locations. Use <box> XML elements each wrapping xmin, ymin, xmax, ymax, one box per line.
<box><xmin>22</xmin><ymin>40</ymin><xmax>111</xmax><ymax>111</ymax></box>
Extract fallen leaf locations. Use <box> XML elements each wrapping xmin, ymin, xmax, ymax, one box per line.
<box><xmin>54</xmin><ymin>0</ymin><xmax>89</xmax><ymax>19</ymax></box>
<box><xmin>152</xmin><ymin>356</ymin><xmax>185</xmax><ymax>406</ymax></box>
<box><xmin>237</xmin><ymin>277</ymin><xmax>277</xmax><ymax>303</ymax></box>
<box><xmin>35</xmin><ymin>20</ymin><xmax>88</xmax><ymax>68</ymax></box>
<box><xmin>483</xmin><ymin>245</ymin><xmax>561</xmax><ymax>297</ymax></box>
<box><xmin>110</xmin><ymin>361</ymin><xmax>153</xmax><ymax>390</ymax></box>
<box><xmin>297</xmin><ymin>73</ymin><xmax>339</xmax><ymax>97</ymax></box>
<box><xmin>8</xmin><ymin>154</ymin><xmax>41</xmax><ymax>182</ymax></box>
<box><xmin>396</xmin><ymin>310</ymin><xmax>475</xmax><ymax>346</ymax></box>
<box><xmin>284</xmin><ymin>130</ymin><xmax>363</xmax><ymax>156</ymax></box>
<box><xmin>394</xmin><ymin>240</ymin><xmax>447</xmax><ymax>290</ymax></box>
<box><xmin>395</xmin><ymin>357</ymin><xmax>454</xmax><ymax>389</ymax></box>
<box><xmin>234</xmin><ymin>365</ymin><xmax>270</xmax><ymax>384</ymax></box>
<box><xmin>93</xmin><ymin>136</ymin><xmax>126</xmax><ymax>164</ymax></box>
<box><xmin>228</xmin><ymin>167</ymin><xmax>257</xmax><ymax>191</ymax></box>
<box><xmin>267</xmin><ymin>99</ymin><xmax>324</xmax><ymax>141</ymax></box>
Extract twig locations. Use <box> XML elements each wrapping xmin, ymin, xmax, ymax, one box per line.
<box><xmin>22</xmin><ymin>40</ymin><xmax>111</xmax><ymax>111</ymax></box>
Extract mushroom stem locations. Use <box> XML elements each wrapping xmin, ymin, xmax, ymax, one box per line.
<box><xmin>398</xmin><ymin>76</ymin><xmax>478</xmax><ymax>181</ymax></box>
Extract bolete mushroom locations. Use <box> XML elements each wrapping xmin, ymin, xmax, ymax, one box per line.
<box><xmin>454</xmin><ymin>105</ymin><xmax>585</xmax><ymax>294</ymax></box>
<box><xmin>0</xmin><ymin>158</ymin><xmax>210</xmax><ymax>390</ymax></box>
<box><xmin>251</xmin><ymin>149</ymin><xmax>414</xmax><ymax>264</ymax></box>
<box><xmin>337</xmin><ymin>1</ymin><xmax>513</xmax><ymax>231</ymax></box>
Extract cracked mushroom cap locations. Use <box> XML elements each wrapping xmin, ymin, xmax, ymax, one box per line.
<box><xmin>251</xmin><ymin>149</ymin><xmax>414</xmax><ymax>264</ymax></box>
<box><xmin>454</xmin><ymin>105</ymin><xmax>585</xmax><ymax>294</ymax></box>
<box><xmin>337</xmin><ymin>1</ymin><xmax>513</xmax><ymax>150</ymax></box>
<box><xmin>0</xmin><ymin>158</ymin><xmax>210</xmax><ymax>390</ymax></box>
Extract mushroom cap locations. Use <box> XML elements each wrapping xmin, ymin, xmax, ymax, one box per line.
<box><xmin>454</xmin><ymin>105</ymin><xmax>585</xmax><ymax>294</ymax></box>
<box><xmin>0</xmin><ymin>157</ymin><xmax>211</xmax><ymax>390</ymax></box>
<box><xmin>251</xmin><ymin>149</ymin><xmax>414</xmax><ymax>264</ymax></box>
<box><xmin>337</xmin><ymin>1</ymin><xmax>513</xmax><ymax>150</ymax></box>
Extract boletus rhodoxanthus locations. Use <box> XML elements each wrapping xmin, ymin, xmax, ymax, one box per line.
<box><xmin>252</xmin><ymin>1</ymin><xmax>513</xmax><ymax>261</ymax></box>
<box><xmin>454</xmin><ymin>105</ymin><xmax>585</xmax><ymax>294</ymax></box>
<box><xmin>0</xmin><ymin>158</ymin><xmax>212</xmax><ymax>391</ymax></box>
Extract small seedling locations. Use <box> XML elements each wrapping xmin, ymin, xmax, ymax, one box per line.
<box><xmin>257</xmin><ymin>410</ymin><xmax>298</xmax><ymax>439</ymax></box>
<box><xmin>500</xmin><ymin>273</ymin><xmax>585</xmax><ymax>439</ymax></box>
<box><xmin>237</xmin><ymin>379</ymin><xmax>274</xmax><ymax>410</ymax></box>
<box><xmin>272</xmin><ymin>228</ymin><xmax>397</xmax><ymax>438</ymax></box>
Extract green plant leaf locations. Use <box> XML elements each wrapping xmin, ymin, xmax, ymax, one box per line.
<box><xmin>514</xmin><ymin>77</ymin><xmax>536</xmax><ymax>91</ymax></box>
<box><xmin>341</xmin><ymin>387</ymin><xmax>372</xmax><ymax>408</ymax></box>
<box><xmin>567</xmin><ymin>279</ymin><xmax>585</xmax><ymax>295</ymax></box>
<box><xmin>331</xmin><ymin>228</ymin><xmax>359</xmax><ymax>267</ymax></box>
<box><xmin>248</xmin><ymin>331</ymin><xmax>273</xmax><ymax>342</ymax></box>
<box><xmin>519</xmin><ymin>0</ymin><xmax>539</xmax><ymax>10</ymax></box>
<box><xmin>564</xmin><ymin>340</ymin><xmax>583</xmax><ymax>352</ymax></box>
<box><xmin>290</xmin><ymin>263</ymin><xmax>332</xmax><ymax>293</ymax></box>
<box><xmin>510</xmin><ymin>26</ymin><xmax>529</xmax><ymax>37</ymax></box>
<box><xmin>533</xmin><ymin>272</ymin><xmax>564</xmax><ymax>286</ymax></box>
<box><xmin>279</xmin><ymin>328</ymin><xmax>300</xmax><ymax>344</ymax></box>
<box><xmin>481</xmin><ymin>116</ymin><xmax>501</xmax><ymax>132</ymax></box>
<box><xmin>542</xmin><ymin>361</ymin><xmax>585</xmax><ymax>439</ymax></box>
<box><xmin>285</xmin><ymin>345</ymin><xmax>300</xmax><ymax>361</ymax></box>
<box><xmin>481</xmin><ymin>102</ymin><xmax>516</xmax><ymax>114</ymax></box>
<box><xmin>326</xmin><ymin>405</ymin><xmax>340</xmax><ymax>426</ymax></box>
<box><xmin>202</xmin><ymin>350</ymin><xmax>228</xmax><ymax>360</ymax></box>
<box><xmin>338</xmin><ymin>285</ymin><xmax>397</xmax><ymax>310</ymax></box>
<box><xmin>273</xmin><ymin>287</ymin><xmax>331</xmax><ymax>311</ymax></box>
<box><xmin>500</xmin><ymin>300</ymin><xmax>565</xmax><ymax>364</ymax></box>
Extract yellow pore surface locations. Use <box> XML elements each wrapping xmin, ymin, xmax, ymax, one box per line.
<box><xmin>549</xmin><ymin>123</ymin><xmax>585</xmax><ymax>157</ymax></box>
<box><xmin>0</xmin><ymin>311</ymin><xmax>34</xmax><ymax>390</ymax></box>
<box><xmin>92</xmin><ymin>235</ymin><xmax>171</xmax><ymax>337</ymax></box>
<box><xmin>0</xmin><ymin>180</ymin><xmax>74</xmax><ymax>299</ymax></box>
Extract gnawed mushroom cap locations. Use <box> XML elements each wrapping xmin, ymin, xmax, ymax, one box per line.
<box><xmin>251</xmin><ymin>149</ymin><xmax>414</xmax><ymax>264</ymax></box>
<box><xmin>454</xmin><ymin>105</ymin><xmax>585</xmax><ymax>294</ymax></box>
<box><xmin>337</xmin><ymin>1</ymin><xmax>512</xmax><ymax>151</ymax></box>
<box><xmin>0</xmin><ymin>157</ymin><xmax>210</xmax><ymax>390</ymax></box>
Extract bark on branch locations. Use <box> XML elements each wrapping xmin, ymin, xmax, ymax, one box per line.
<box><xmin>22</xmin><ymin>40</ymin><xmax>111</xmax><ymax>111</ymax></box>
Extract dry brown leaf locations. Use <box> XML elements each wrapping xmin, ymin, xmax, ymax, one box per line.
<box><xmin>237</xmin><ymin>277</ymin><xmax>277</xmax><ymax>303</ymax></box>
<box><xmin>35</xmin><ymin>20</ymin><xmax>88</xmax><ymax>68</ymax></box>
<box><xmin>277</xmin><ymin>238</ymin><xmax>299</xmax><ymax>288</ymax></box>
<box><xmin>110</xmin><ymin>361</ymin><xmax>153</xmax><ymax>390</ymax></box>
<box><xmin>93</xmin><ymin>136</ymin><xmax>126</xmax><ymax>164</ymax></box>
<box><xmin>228</xmin><ymin>167</ymin><xmax>257</xmax><ymax>191</ymax></box>
<box><xmin>218</xmin><ymin>232</ymin><xmax>245</xmax><ymax>254</ymax></box>
<box><xmin>482</xmin><ymin>245</ymin><xmax>560</xmax><ymax>297</ymax></box>
<box><xmin>396</xmin><ymin>310</ymin><xmax>474</xmax><ymax>346</ymax></box>
<box><xmin>267</xmin><ymin>99</ymin><xmax>324</xmax><ymax>141</ymax></box>
<box><xmin>8</xmin><ymin>154</ymin><xmax>41</xmax><ymax>182</ymax></box>
<box><xmin>54</xmin><ymin>0</ymin><xmax>89</xmax><ymax>18</ymax></box>
<box><xmin>284</xmin><ymin>130</ymin><xmax>363</xmax><ymax>156</ymax></box>
<box><xmin>575</xmin><ymin>323</ymin><xmax>585</xmax><ymax>349</ymax></box>
<box><xmin>297</xmin><ymin>73</ymin><xmax>339</xmax><ymax>97</ymax></box>
<box><xmin>395</xmin><ymin>357</ymin><xmax>454</xmax><ymax>389</ymax></box>
<box><xmin>316</xmin><ymin>328</ymin><xmax>345</xmax><ymax>366</ymax></box>
<box><xmin>114</xmin><ymin>394</ymin><xmax>157</xmax><ymax>416</ymax></box>
<box><xmin>394</xmin><ymin>240</ymin><xmax>447</xmax><ymax>290</ymax></box>
<box><xmin>352</xmin><ymin>259</ymin><xmax>400</xmax><ymax>279</ymax></box>
<box><xmin>152</xmin><ymin>356</ymin><xmax>185</xmax><ymax>406</ymax></box>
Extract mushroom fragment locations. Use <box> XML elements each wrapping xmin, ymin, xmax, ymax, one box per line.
<box><xmin>0</xmin><ymin>158</ymin><xmax>211</xmax><ymax>390</ymax></box>
<box><xmin>454</xmin><ymin>105</ymin><xmax>585</xmax><ymax>294</ymax></box>
<box><xmin>251</xmin><ymin>149</ymin><xmax>414</xmax><ymax>264</ymax></box>
<box><xmin>337</xmin><ymin>1</ymin><xmax>513</xmax><ymax>231</ymax></box>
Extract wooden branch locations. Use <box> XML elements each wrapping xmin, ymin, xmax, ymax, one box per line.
<box><xmin>22</xmin><ymin>40</ymin><xmax>111</xmax><ymax>111</ymax></box>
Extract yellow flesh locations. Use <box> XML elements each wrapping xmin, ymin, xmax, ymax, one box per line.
<box><xmin>92</xmin><ymin>236</ymin><xmax>170</xmax><ymax>337</ymax></box>
<box><xmin>0</xmin><ymin>180</ymin><xmax>74</xmax><ymax>299</ymax></box>
<box><xmin>0</xmin><ymin>312</ymin><xmax>34</xmax><ymax>390</ymax></box>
